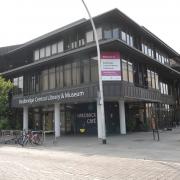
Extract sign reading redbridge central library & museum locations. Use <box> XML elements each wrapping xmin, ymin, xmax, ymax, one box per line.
<box><xmin>101</xmin><ymin>52</ymin><xmax>121</xmax><ymax>81</ymax></box>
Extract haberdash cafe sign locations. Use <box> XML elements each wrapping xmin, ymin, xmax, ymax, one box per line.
<box><xmin>18</xmin><ymin>91</ymin><xmax>85</xmax><ymax>105</ymax></box>
<box><xmin>101</xmin><ymin>52</ymin><xmax>121</xmax><ymax>81</ymax></box>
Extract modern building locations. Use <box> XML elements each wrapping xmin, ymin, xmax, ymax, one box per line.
<box><xmin>0</xmin><ymin>9</ymin><xmax>180</xmax><ymax>137</ymax></box>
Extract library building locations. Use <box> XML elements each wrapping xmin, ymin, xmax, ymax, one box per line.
<box><xmin>0</xmin><ymin>9</ymin><xmax>180</xmax><ymax>138</ymax></box>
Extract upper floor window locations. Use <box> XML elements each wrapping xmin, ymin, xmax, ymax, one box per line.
<box><xmin>112</xmin><ymin>27</ymin><xmax>119</xmax><ymax>39</ymax></box>
<box><xmin>96</xmin><ymin>27</ymin><xmax>102</xmax><ymax>40</ymax></box>
<box><xmin>104</xmin><ymin>26</ymin><xmax>112</xmax><ymax>39</ymax></box>
<box><xmin>142</xmin><ymin>43</ymin><xmax>154</xmax><ymax>58</ymax></box>
<box><xmin>52</xmin><ymin>43</ymin><xmax>57</xmax><ymax>55</ymax></box>
<box><xmin>40</xmin><ymin>48</ymin><xmax>45</xmax><ymax>59</ymax></box>
<box><xmin>57</xmin><ymin>41</ymin><xmax>64</xmax><ymax>53</ymax></box>
<box><xmin>34</xmin><ymin>50</ymin><xmax>39</xmax><ymax>61</ymax></box>
<box><xmin>86</xmin><ymin>31</ymin><xmax>94</xmax><ymax>43</ymax></box>
<box><xmin>155</xmin><ymin>51</ymin><xmax>169</xmax><ymax>65</ymax></box>
<box><xmin>121</xmin><ymin>31</ymin><xmax>133</xmax><ymax>47</ymax></box>
<box><xmin>45</xmin><ymin>46</ymin><xmax>51</xmax><ymax>57</ymax></box>
<box><xmin>147</xmin><ymin>69</ymin><xmax>159</xmax><ymax>90</ymax></box>
<box><xmin>13</xmin><ymin>76</ymin><xmax>23</xmax><ymax>95</ymax></box>
<box><xmin>160</xmin><ymin>82</ymin><xmax>169</xmax><ymax>95</ymax></box>
<box><xmin>122</xmin><ymin>59</ymin><xmax>133</xmax><ymax>83</ymax></box>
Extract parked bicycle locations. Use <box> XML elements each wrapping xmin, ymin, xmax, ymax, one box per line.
<box><xmin>17</xmin><ymin>130</ymin><xmax>42</xmax><ymax>146</ymax></box>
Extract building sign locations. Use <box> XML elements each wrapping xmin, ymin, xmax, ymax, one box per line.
<box><xmin>18</xmin><ymin>91</ymin><xmax>85</xmax><ymax>105</ymax></box>
<box><xmin>101</xmin><ymin>52</ymin><xmax>121</xmax><ymax>81</ymax></box>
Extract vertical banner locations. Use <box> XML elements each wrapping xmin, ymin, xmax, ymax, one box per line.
<box><xmin>101</xmin><ymin>52</ymin><xmax>121</xmax><ymax>81</ymax></box>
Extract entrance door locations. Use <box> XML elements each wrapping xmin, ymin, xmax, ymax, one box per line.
<box><xmin>65</xmin><ymin>110</ymin><xmax>73</xmax><ymax>134</ymax></box>
<box><xmin>43</xmin><ymin>111</ymin><xmax>54</xmax><ymax>131</ymax></box>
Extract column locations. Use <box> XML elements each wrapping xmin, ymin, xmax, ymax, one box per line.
<box><xmin>97</xmin><ymin>101</ymin><xmax>103</xmax><ymax>139</ymax></box>
<box><xmin>54</xmin><ymin>103</ymin><xmax>60</xmax><ymax>137</ymax></box>
<box><xmin>23</xmin><ymin>106</ymin><xmax>28</xmax><ymax>131</ymax></box>
<box><xmin>119</xmin><ymin>100</ymin><xmax>126</xmax><ymax>134</ymax></box>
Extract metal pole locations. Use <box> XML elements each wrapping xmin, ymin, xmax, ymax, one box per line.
<box><xmin>81</xmin><ymin>0</ymin><xmax>106</xmax><ymax>144</ymax></box>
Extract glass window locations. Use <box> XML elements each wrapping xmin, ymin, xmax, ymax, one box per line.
<box><xmin>52</xmin><ymin>43</ymin><xmax>57</xmax><ymax>55</ymax></box>
<box><xmin>72</xmin><ymin>62</ymin><xmax>80</xmax><ymax>86</ymax></box>
<box><xmin>55</xmin><ymin>66</ymin><xmax>60</xmax><ymax>88</ymax></box>
<box><xmin>130</xmin><ymin>36</ymin><xmax>133</xmax><ymax>47</ymax></box>
<box><xmin>104</xmin><ymin>27</ymin><xmax>112</xmax><ymax>39</ymax></box>
<box><xmin>121</xmin><ymin>31</ymin><xmax>126</xmax><ymax>42</ymax></box>
<box><xmin>82</xmin><ymin>59</ymin><xmax>90</xmax><ymax>83</ymax></box>
<box><xmin>112</xmin><ymin>27</ymin><xmax>119</xmax><ymax>39</ymax></box>
<box><xmin>151</xmin><ymin>71</ymin><xmax>155</xmax><ymax>89</ymax></box>
<box><xmin>41</xmin><ymin>69</ymin><xmax>48</xmax><ymax>91</ymax></box>
<box><xmin>156</xmin><ymin>52</ymin><xmax>159</xmax><ymax>60</ymax></box>
<box><xmin>126</xmin><ymin>34</ymin><xmax>130</xmax><ymax>45</ymax></box>
<box><xmin>49</xmin><ymin>67</ymin><xmax>55</xmax><ymax>89</ymax></box>
<box><xmin>71</xmin><ymin>41</ymin><xmax>77</xmax><ymax>49</ymax></box>
<box><xmin>86</xmin><ymin>31</ymin><xmax>94</xmax><ymax>43</ymax></box>
<box><xmin>19</xmin><ymin>76</ymin><xmax>23</xmax><ymax>90</ymax></box>
<box><xmin>155</xmin><ymin>73</ymin><xmax>159</xmax><ymax>90</ymax></box>
<box><xmin>122</xmin><ymin>60</ymin><xmax>128</xmax><ymax>81</ymax></box>
<box><xmin>147</xmin><ymin>70</ymin><xmax>152</xmax><ymax>88</ymax></box>
<box><xmin>59</xmin><ymin>66</ymin><xmax>64</xmax><ymax>88</ymax></box>
<box><xmin>144</xmin><ymin>45</ymin><xmax>148</xmax><ymax>55</ymax></box>
<box><xmin>45</xmin><ymin>46</ymin><xmax>51</xmax><ymax>57</ymax></box>
<box><xmin>64</xmin><ymin>64</ymin><xmax>72</xmax><ymax>87</ymax></box>
<box><xmin>34</xmin><ymin>50</ymin><xmax>39</xmax><ymax>61</ymax></box>
<box><xmin>148</xmin><ymin>48</ymin><xmax>152</xmax><ymax>57</ymax></box>
<box><xmin>91</xmin><ymin>59</ymin><xmax>98</xmax><ymax>82</ymax></box>
<box><xmin>160</xmin><ymin>82</ymin><xmax>163</xmax><ymax>94</ymax></box>
<box><xmin>40</xmin><ymin>48</ymin><xmax>45</xmax><ymax>59</ymax></box>
<box><xmin>58</xmin><ymin>41</ymin><xmax>64</xmax><ymax>53</ymax></box>
<box><xmin>162</xmin><ymin>56</ymin><xmax>165</xmax><ymax>64</ymax></box>
<box><xmin>96</xmin><ymin>27</ymin><xmax>102</xmax><ymax>40</ymax></box>
<box><xmin>128</xmin><ymin>62</ymin><xmax>133</xmax><ymax>83</ymax></box>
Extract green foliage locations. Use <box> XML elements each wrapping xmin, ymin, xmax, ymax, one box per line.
<box><xmin>0</xmin><ymin>76</ymin><xmax>13</xmax><ymax>129</ymax></box>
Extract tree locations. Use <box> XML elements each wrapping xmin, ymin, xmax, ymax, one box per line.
<box><xmin>0</xmin><ymin>76</ymin><xmax>13</xmax><ymax>129</ymax></box>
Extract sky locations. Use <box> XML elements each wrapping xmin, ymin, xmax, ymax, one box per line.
<box><xmin>0</xmin><ymin>0</ymin><xmax>180</xmax><ymax>53</ymax></box>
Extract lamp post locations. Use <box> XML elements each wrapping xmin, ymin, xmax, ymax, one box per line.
<box><xmin>81</xmin><ymin>0</ymin><xmax>106</xmax><ymax>144</ymax></box>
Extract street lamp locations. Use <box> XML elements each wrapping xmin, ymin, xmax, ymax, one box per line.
<box><xmin>81</xmin><ymin>0</ymin><xmax>106</xmax><ymax>144</ymax></box>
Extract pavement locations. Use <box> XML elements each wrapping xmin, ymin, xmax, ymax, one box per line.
<box><xmin>1</xmin><ymin>127</ymin><xmax>180</xmax><ymax>179</ymax></box>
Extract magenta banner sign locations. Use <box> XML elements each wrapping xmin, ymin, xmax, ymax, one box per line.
<box><xmin>101</xmin><ymin>52</ymin><xmax>121</xmax><ymax>81</ymax></box>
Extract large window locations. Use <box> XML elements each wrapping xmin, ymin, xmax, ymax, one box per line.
<box><xmin>57</xmin><ymin>41</ymin><xmax>64</xmax><ymax>53</ymax></box>
<box><xmin>160</xmin><ymin>82</ymin><xmax>169</xmax><ymax>95</ymax></box>
<box><xmin>122</xmin><ymin>59</ymin><xmax>133</xmax><ymax>83</ymax></box>
<box><xmin>104</xmin><ymin>26</ymin><xmax>112</xmax><ymax>39</ymax></box>
<box><xmin>121</xmin><ymin>31</ymin><xmax>133</xmax><ymax>47</ymax></box>
<box><xmin>41</xmin><ymin>70</ymin><xmax>48</xmax><ymax>91</ymax></box>
<box><xmin>72</xmin><ymin>62</ymin><xmax>80</xmax><ymax>86</ymax></box>
<box><xmin>45</xmin><ymin>46</ymin><xmax>51</xmax><ymax>57</ymax></box>
<box><xmin>82</xmin><ymin>59</ymin><xmax>90</xmax><ymax>83</ymax></box>
<box><xmin>90</xmin><ymin>58</ymin><xmax>98</xmax><ymax>82</ymax></box>
<box><xmin>34</xmin><ymin>50</ymin><xmax>39</xmax><ymax>61</ymax></box>
<box><xmin>49</xmin><ymin>67</ymin><xmax>56</xmax><ymax>89</ymax></box>
<box><xmin>142</xmin><ymin>43</ymin><xmax>154</xmax><ymax>58</ymax></box>
<box><xmin>40</xmin><ymin>48</ymin><xmax>45</xmax><ymax>59</ymax></box>
<box><xmin>155</xmin><ymin>51</ymin><xmax>169</xmax><ymax>65</ymax></box>
<box><xmin>64</xmin><ymin>64</ymin><xmax>72</xmax><ymax>87</ymax></box>
<box><xmin>147</xmin><ymin>69</ymin><xmax>159</xmax><ymax>90</ymax></box>
<box><xmin>112</xmin><ymin>27</ymin><xmax>119</xmax><ymax>39</ymax></box>
<box><xmin>13</xmin><ymin>76</ymin><xmax>23</xmax><ymax>95</ymax></box>
<box><xmin>52</xmin><ymin>43</ymin><xmax>57</xmax><ymax>55</ymax></box>
<box><xmin>86</xmin><ymin>31</ymin><xmax>94</xmax><ymax>43</ymax></box>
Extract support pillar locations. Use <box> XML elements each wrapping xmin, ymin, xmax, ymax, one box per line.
<box><xmin>54</xmin><ymin>103</ymin><xmax>60</xmax><ymax>137</ymax></box>
<box><xmin>97</xmin><ymin>101</ymin><xmax>103</xmax><ymax>139</ymax></box>
<box><xmin>119</xmin><ymin>100</ymin><xmax>126</xmax><ymax>134</ymax></box>
<box><xmin>23</xmin><ymin>106</ymin><xmax>28</xmax><ymax>131</ymax></box>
